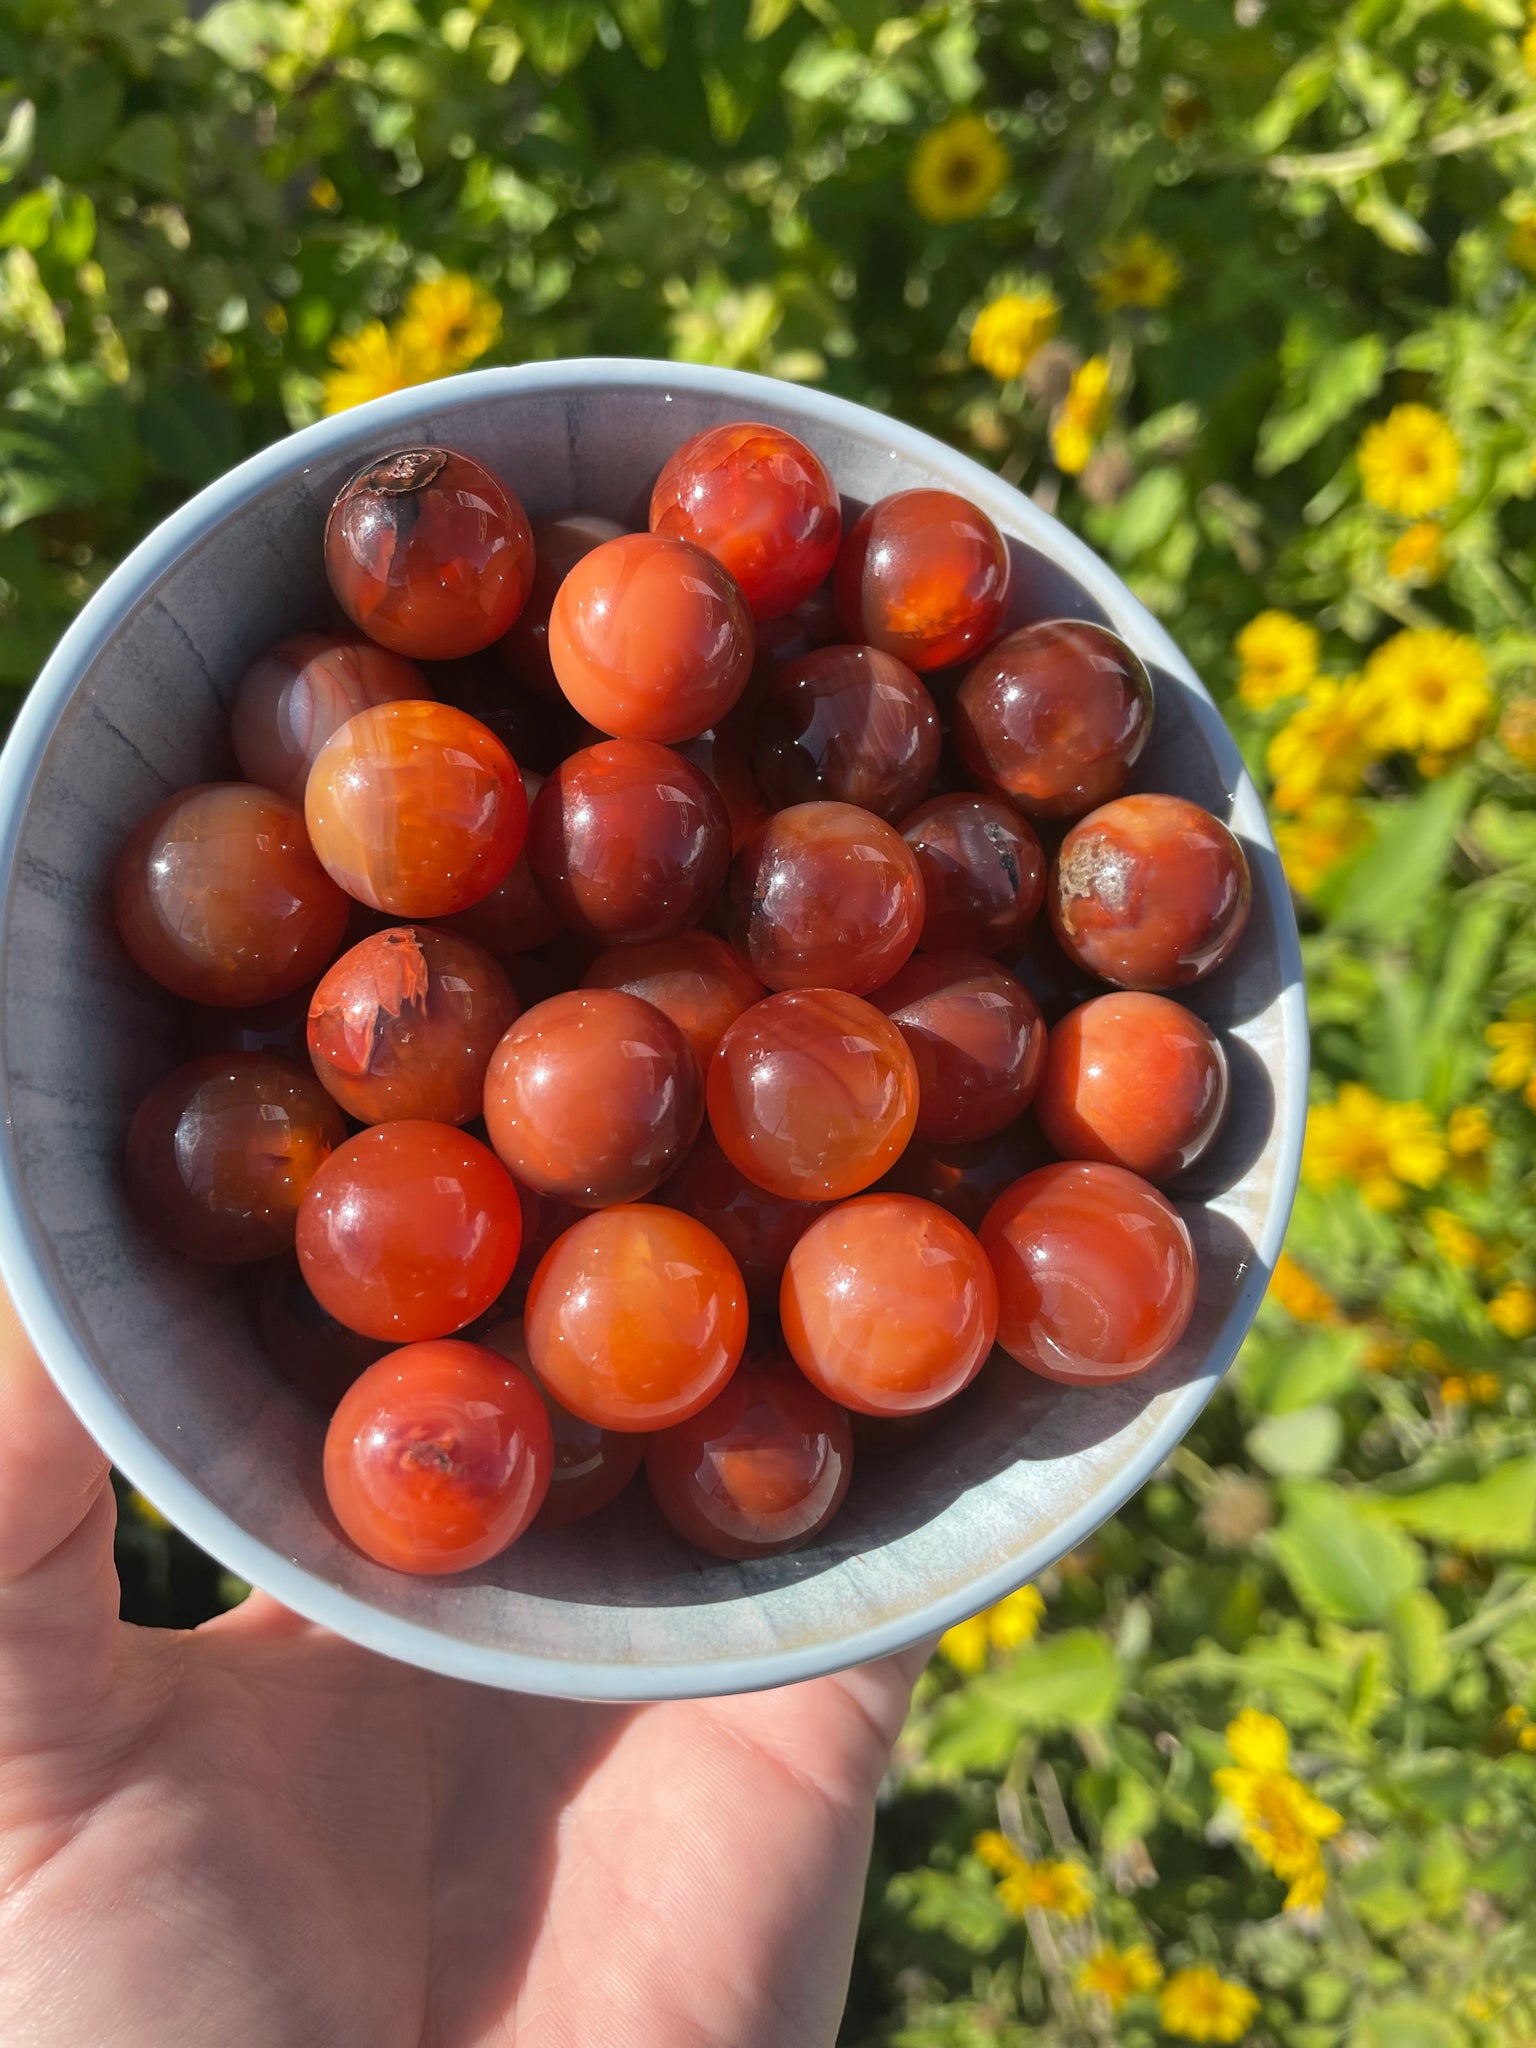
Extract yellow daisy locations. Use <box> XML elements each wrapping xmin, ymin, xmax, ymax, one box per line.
<box><xmin>1266</xmin><ymin>1252</ymin><xmax>1339</xmax><ymax>1325</ymax></box>
<box><xmin>1234</xmin><ymin>610</ymin><xmax>1318</xmax><ymax>710</ymax></box>
<box><xmin>1266</xmin><ymin>677</ymin><xmax>1381</xmax><ymax>813</ymax></box>
<box><xmin>1387</xmin><ymin>520</ymin><xmax>1445</xmax><ymax>585</ymax></box>
<box><xmin>1425</xmin><ymin>1207</ymin><xmax>1484</xmax><ymax>1269</ymax></box>
<box><xmin>968</xmin><ymin>289</ymin><xmax>1060</xmax><ymax>381</ymax></box>
<box><xmin>1357</xmin><ymin>404</ymin><xmax>1461</xmax><ymax>517</ymax></box>
<box><xmin>1076</xmin><ymin>1942</ymin><xmax>1163</xmax><ymax>2010</ymax></box>
<box><xmin>1303</xmin><ymin>1083</ymin><xmax>1447</xmax><ymax>1210</ymax></box>
<box><xmin>1360</xmin><ymin>627</ymin><xmax>1490</xmax><ymax>757</ymax></box>
<box><xmin>1489</xmin><ymin>1282</ymin><xmax>1536</xmax><ymax>1340</ymax></box>
<box><xmin>397</xmin><ymin>272</ymin><xmax>502</xmax><ymax>375</ymax></box>
<box><xmin>909</xmin><ymin>114</ymin><xmax>1010</xmax><ymax>224</ymax></box>
<box><xmin>938</xmin><ymin>1585</ymin><xmax>1044</xmax><ymax>1672</ymax></box>
<box><xmin>1051</xmin><ymin>354</ymin><xmax>1112</xmax><ymax>475</ymax></box>
<box><xmin>1486</xmin><ymin>1014</ymin><xmax>1536</xmax><ymax>1097</ymax></box>
<box><xmin>1446</xmin><ymin>1104</ymin><xmax>1492</xmax><ymax>1160</ymax></box>
<box><xmin>972</xmin><ymin>1832</ymin><xmax>1092</xmax><ymax>1918</ymax></box>
<box><xmin>1159</xmin><ymin>1965</ymin><xmax>1260</xmax><ymax>2044</ymax></box>
<box><xmin>1090</xmin><ymin>229</ymin><xmax>1182</xmax><ymax>311</ymax></box>
<box><xmin>1273</xmin><ymin>795</ymin><xmax>1372</xmax><ymax>897</ymax></box>
<box><xmin>322</xmin><ymin>321</ymin><xmax>427</xmax><ymax>415</ymax></box>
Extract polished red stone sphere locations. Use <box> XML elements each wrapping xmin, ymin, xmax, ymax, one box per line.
<box><xmin>1035</xmin><ymin>992</ymin><xmax>1230</xmax><ymax>1182</ymax></box>
<box><xmin>526</xmin><ymin>738</ymin><xmax>731</xmax><ymax>944</ymax></box>
<box><xmin>323</xmin><ymin>1340</ymin><xmax>552</xmax><ymax>1574</ymax></box>
<box><xmin>752</xmin><ymin>583</ymin><xmax>843</xmax><ymax>677</ymax></box>
<box><xmin>727</xmin><ymin>801</ymin><xmax>924</xmax><ymax>995</ymax></box>
<box><xmin>525</xmin><ymin>1204</ymin><xmax>747</xmax><ymax>1431</ymax></box>
<box><xmin>877</xmin><ymin>1122</ymin><xmax>1048</xmax><ymax>1233</ymax></box>
<box><xmin>437</xmin><ymin>768</ymin><xmax>564</xmax><ymax>956</ymax></box>
<box><xmin>497</xmin><ymin>513</ymin><xmax>625</xmax><ymax>699</ymax></box>
<box><xmin>548</xmin><ymin>532</ymin><xmax>754</xmax><ymax>743</ymax></box>
<box><xmin>324</xmin><ymin>446</ymin><xmax>535</xmax><ymax>660</ymax></box>
<box><xmin>231</xmin><ymin>633</ymin><xmax>429</xmax><ymax>802</ymax></box>
<box><xmin>657</xmin><ymin>1125</ymin><xmax>819</xmax><ymax>1309</ymax></box>
<box><xmin>980</xmin><ymin>1161</ymin><xmax>1197</xmax><ymax>1382</ymax></box>
<box><xmin>750</xmin><ymin>644</ymin><xmax>940</xmax><ymax>820</ymax></box>
<box><xmin>676</xmin><ymin>703</ymin><xmax>771</xmax><ymax>854</ymax></box>
<box><xmin>781</xmin><ymin>1193</ymin><xmax>998</xmax><ymax>1416</ymax></box>
<box><xmin>833</xmin><ymin>489</ymin><xmax>1008</xmax><ymax>671</ymax></box>
<box><xmin>900</xmin><ymin>793</ymin><xmax>1047</xmax><ymax>957</ymax></box>
<box><xmin>649</xmin><ymin>421</ymin><xmax>841</xmax><ymax>622</ymax></box>
<box><xmin>954</xmin><ymin>620</ymin><xmax>1153</xmax><ymax>819</ymax></box>
<box><xmin>305</xmin><ymin>700</ymin><xmax>528</xmax><ymax>918</ymax></box>
<box><xmin>480</xmin><ymin>1314</ymin><xmax>644</xmax><ymax>1527</ymax></box>
<box><xmin>306</xmin><ymin>925</ymin><xmax>518</xmax><ymax>1125</ymax></box>
<box><xmin>870</xmin><ymin>951</ymin><xmax>1046</xmax><ymax>1143</ymax></box>
<box><xmin>707</xmin><ymin>988</ymin><xmax>919</xmax><ymax>1200</ymax></box>
<box><xmin>581</xmin><ymin>932</ymin><xmax>765</xmax><ymax>1070</ymax></box>
<box><xmin>253</xmin><ymin>1256</ymin><xmax>388</xmax><ymax>1410</ymax></box>
<box><xmin>645</xmin><ymin>1357</ymin><xmax>853</xmax><ymax>1559</ymax></box>
<box><xmin>297</xmin><ymin>1121</ymin><xmax>522</xmax><ymax>1341</ymax></box>
<box><xmin>1050</xmin><ymin>794</ymin><xmax>1252</xmax><ymax>990</ymax></box>
<box><xmin>482</xmin><ymin>988</ymin><xmax>703</xmax><ymax>1206</ymax></box>
<box><xmin>126</xmin><ymin>1052</ymin><xmax>345</xmax><ymax>1264</ymax></box>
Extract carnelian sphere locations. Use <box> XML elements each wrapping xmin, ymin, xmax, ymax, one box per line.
<box><xmin>955</xmin><ymin>620</ymin><xmax>1153</xmax><ymax>819</ymax></box>
<box><xmin>323</xmin><ymin>1340</ymin><xmax>552</xmax><ymax>1574</ymax></box>
<box><xmin>525</xmin><ymin>1205</ymin><xmax>748</xmax><ymax>1431</ymax></box>
<box><xmin>833</xmin><ymin>489</ymin><xmax>1008</xmax><ymax>672</ymax></box>
<box><xmin>482</xmin><ymin>988</ymin><xmax>703</xmax><ymax>1206</ymax></box>
<box><xmin>750</xmin><ymin>644</ymin><xmax>941</xmax><ymax>820</ymax></box>
<box><xmin>126</xmin><ymin>1052</ymin><xmax>345</xmax><ymax>1264</ymax></box>
<box><xmin>727</xmin><ymin>801</ymin><xmax>924</xmax><ymax>995</ymax></box>
<box><xmin>548</xmin><ymin>532</ymin><xmax>754</xmax><ymax>743</ymax></box>
<box><xmin>753</xmin><ymin>583</ymin><xmax>843</xmax><ymax>677</ymax></box>
<box><xmin>1051</xmin><ymin>793</ymin><xmax>1252</xmax><ymax>990</ymax></box>
<box><xmin>306</xmin><ymin>925</ymin><xmax>518</xmax><ymax>1125</ymax></box>
<box><xmin>707</xmin><ymin>988</ymin><xmax>919</xmax><ymax>1200</ymax></box>
<box><xmin>481</xmin><ymin>1315</ymin><xmax>644</xmax><ymax>1527</ymax></box>
<box><xmin>231</xmin><ymin>633</ymin><xmax>429</xmax><ymax>802</ymax></box>
<box><xmin>676</xmin><ymin>702</ymin><xmax>771</xmax><ymax>854</ymax></box>
<box><xmin>436</xmin><ymin>768</ymin><xmax>563</xmax><ymax>955</ymax></box>
<box><xmin>878</xmin><ymin>1122</ymin><xmax>1047</xmax><ymax>1233</ymax></box>
<box><xmin>900</xmin><ymin>793</ymin><xmax>1047</xmax><ymax>956</ymax></box>
<box><xmin>297</xmin><ymin>1121</ymin><xmax>522</xmax><ymax>1341</ymax></box>
<box><xmin>497</xmin><ymin>512</ymin><xmax>625</xmax><ymax>699</ymax></box>
<box><xmin>1035</xmin><ymin>992</ymin><xmax>1230</xmax><ymax>1182</ymax></box>
<box><xmin>581</xmin><ymin>932</ymin><xmax>765</xmax><ymax>1070</ymax></box>
<box><xmin>658</xmin><ymin>1125</ymin><xmax>819</xmax><ymax>1308</ymax></box>
<box><xmin>253</xmin><ymin>1256</ymin><xmax>388</xmax><ymax>1411</ymax></box>
<box><xmin>979</xmin><ymin>1161</ymin><xmax>1197</xmax><ymax>1383</ymax></box>
<box><xmin>304</xmin><ymin>700</ymin><xmax>528</xmax><ymax>918</ymax></box>
<box><xmin>324</xmin><ymin>446</ymin><xmax>535</xmax><ymax>660</ymax></box>
<box><xmin>645</xmin><ymin>1358</ymin><xmax>853</xmax><ymax>1559</ymax></box>
<box><xmin>780</xmin><ymin>1194</ymin><xmax>998</xmax><ymax>1416</ymax></box>
<box><xmin>870</xmin><ymin>951</ymin><xmax>1046</xmax><ymax>1144</ymax></box>
<box><xmin>649</xmin><ymin>421</ymin><xmax>841</xmax><ymax>622</ymax></box>
<box><xmin>526</xmin><ymin>739</ymin><xmax>731</xmax><ymax>944</ymax></box>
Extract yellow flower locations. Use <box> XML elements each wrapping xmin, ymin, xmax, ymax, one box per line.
<box><xmin>1508</xmin><ymin>209</ymin><xmax>1536</xmax><ymax>275</ymax></box>
<box><xmin>1214</xmin><ymin>1736</ymin><xmax>1341</xmax><ymax>1910</ymax></box>
<box><xmin>309</xmin><ymin>175</ymin><xmax>339</xmax><ymax>210</ymax></box>
<box><xmin>1525</xmin><ymin>21</ymin><xmax>1536</xmax><ymax>75</ymax></box>
<box><xmin>1266</xmin><ymin>678</ymin><xmax>1381</xmax><ymax>813</ymax></box>
<box><xmin>1469</xmin><ymin>1372</ymin><xmax>1503</xmax><ymax>1405</ymax></box>
<box><xmin>1234</xmin><ymin>610</ymin><xmax>1319</xmax><ymax>710</ymax></box>
<box><xmin>1489</xmin><ymin>1282</ymin><xmax>1536</xmax><ymax>1340</ymax></box>
<box><xmin>322</xmin><ymin>320</ymin><xmax>427</xmax><ymax>415</ymax></box>
<box><xmin>1499</xmin><ymin>696</ymin><xmax>1536</xmax><ymax>769</ymax></box>
<box><xmin>968</xmin><ymin>290</ymin><xmax>1060</xmax><ymax>381</ymax></box>
<box><xmin>909</xmin><ymin>114</ymin><xmax>1010</xmax><ymax>224</ymax></box>
<box><xmin>1357</xmin><ymin>404</ymin><xmax>1461</xmax><ymax>517</ymax></box>
<box><xmin>972</xmin><ymin>1832</ymin><xmax>1092</xmax><ymax>1918</ymax></box>
<box><xmin>1387</xmin><ymin>521</ymin><xmax>1445</xmax><ymax>585</ymax></box>
<box><xmin>1441</xmin><ymin>1374</ymin><xmax>1470</xmax><ymax>1406</ymax></box>
<box><xmin>1224</xmin><ymin>1708</ymin><xmax>1290</xmax><ymax>1773</ymax></box>
<box><xmin>1487</xmin><ymin>1016</ymin><xmax>1536</xmax><ymax>1095</ymax></box>
<box><xmin>1159</xmin><ymin>1966</ymin><xmax>1260</xmax><ymax>2044</ymax></box>
<box><xmin>1052</xmin><ymin>354</ymin><xmax>1112</xmax><ymax>475</ymax></box>
<box><xmin>1091</xmin><ymin>230</ymin><xmax>1182</xmax><ymax>311</ymax></box>
<box><xmin>1447</xmin><ymin>1105</ymin><xmax>1492</xmax><ymax>1159</ymax></box>
<box><xmin>1266</xmin><ymin>1252</ymin><xmax>1339</xmax><ymax>1325</ymax></box>
<box><xmin>1520</xmin><ymin>1724</ymin><xmax>1536</xmax><ymax>1751</ymax></box>
<box><xmin>1360</xmin><ymin>628</ymin><xmax>1491</xmax><ymax>757</ymax></box>
<box><xmin>1303</xmin><ymin>1083</ymin><xmax>1447</xmax><ymax>1210</ymax></box>
<box><xmin>398</xmin><ymin>272</ymin><xmax>502</xmax><ymax>375</ymax></box>
<box><xmin>1076</xmin><ymin>1942</ymin><xmax>1163</xmax><ymax>2010</ymax></box>
<box><xmin>938</xmin><ymin>1585</ymin><xmax>1044</xmax><ymax>1672</ymax></box>
<box><xmin>1426</xmin><ymin>1207</ymin><xmax>1484</xmax><ymax>1269</ymax></box>
<box><xmin>1273</xmin><ymin>796</ymin><xmax>1372</xmax><ymax>897</ymax></box>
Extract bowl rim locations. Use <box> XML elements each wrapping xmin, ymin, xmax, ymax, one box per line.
<box><xmin>0</xmin><ymin>358</ymin><xmax>1307</xmax><ymax>1699</ymax></box>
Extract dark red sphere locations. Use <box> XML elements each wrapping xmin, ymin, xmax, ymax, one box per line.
<box><xmin>900</xmin><ymin>793</ymin><xmax>1047</xmax><ymax>957</ymax></box>
<box><xmin>750</xmin><ymin>644</ymin><xmax>940</xmax><ymax>820</ymax></box>
<box><xmin>649</xmin><ymin>421</ymin><xmax>841</xmax><ymax>622</ymax></box>
<box><xmin>727</xmin><ymin>801</ymin><xmax>924</xmax><ymax>996</ymax></box>
<box><xmin>833</xmin><ymin>489</ymin><xmax>1008</xmax><ymax>672</ymax></box>
<box><xmin>870</xmin><ymin>951</ymin><xmax>1046</xmax><ymax>1143</ymax></box>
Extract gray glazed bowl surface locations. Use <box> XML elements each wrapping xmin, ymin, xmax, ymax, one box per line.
<box><xmin>0</xmin><ymin>361</ymin><xmax>1306</xmax><ymax>1700</ymax></box>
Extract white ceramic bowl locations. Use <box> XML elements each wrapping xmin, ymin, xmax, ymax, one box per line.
<box><xmin>0</xmin><ymin>361</ymin><xmax>1305</xmax><ymax>1700</ymax></box>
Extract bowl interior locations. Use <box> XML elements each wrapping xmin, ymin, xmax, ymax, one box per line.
<box><xmin>0</xmin><ymin>364</ymin><xmax>1304</xmax><ymax>1697</ymax></box>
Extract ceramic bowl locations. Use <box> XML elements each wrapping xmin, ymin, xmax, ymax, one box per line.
<box><xmin>0</xmin><ymin>360</ymin><xmax>1306</xmax><ymax>1699</ymax></box>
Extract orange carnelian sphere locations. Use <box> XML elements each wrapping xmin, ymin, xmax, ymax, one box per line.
<box><xmin>870</xmin><ymin>951</ymin><xmax>1046</xmax><ymax>1144</ymax></box>
<box><xmin>658</xmin><ymin>1126</ymin><xmax>819</xmax><ymax>1308</ymax></box>
<box><xmin>304</xmin><ymin>700</ymin><xmax>528</xmax><ymax>918</ymax></box>
<box><xmin>297</xmin><ymin>1121</ymin><xmax>522</xmax><ymax>1341</ymax></box>
<box><xmin>324</xmin><ymin>446</ymin><xmax>535</xmax><ymax>660</ymax></box>
<box><xmin>581</xmin><ymin>932</ymin><xmax>766</xmax><ymax>1070</ymax></box>
<box><xmin>749</xmin><ymin>643</ymin><xmax>941</xmax><ymax>820</ymax></box>
<box><xmin>780</xmin><ymin>1193</ymin><xmax>998</xmax><ymax>1416</ymax></box>
<box><xmin>481</xmin><ymin>1315</ymin><xmax>644</xmax><ymax>1528</ymax></box>
<box><xmin>727</xmin><ymin>801</ymin><xmax>924</xmax><ymax>995</ymax></box>
<box><xmin>707</xmin><ymin>988</ymin><xmax>919</xmax><ymax>1200</ymax></box>
<box><xmin>114</xmin><ymin>782</ymin><xmax>350</xmax><ymax>1007</ymax></box>
<box><xmin>323</xmin><ymin>1340</ymin><xmax>552</xmax><ymax>1574</ymax></box>
<box><xmin>548</xmin><ymin>532</ymin><xmax>754</xmax><ymax>743</ymax></box>
<box><xmin>525</xmin><ymin>1204</ymin><xmax>748</xmax><ymax>1431</ymax></box>
<box><xmin>980</xmin><ymin>1161</ymin><xmax>1197</xmax><ymax>1383</ymax></box>
<box><xmin>833</xmin><ymin>489</ymin><xmax>1008</xmax><ymax>672</ymax></box>
<box><xmin>648</xmin><ymin>421</ymin><xmax>841</xmax><ymax>621</ymax></box>
<box><xmin>900</xmin><ymin>793</ymin><xmax>1046</xmax><ymax>957</ymax></box>
<box><xmin>497</xmin><ymin>512</ymin><xmax>625</xmax><ymax>700</ymax></box>
<box><xmin>231</xmin><ymin>633</ymin><xmax>429</xmax><ymax>803</ymax></box>
<box><xmin>1035</xmin><ymin>992</ymin><xmax>1230</xmax><ymax>1182</ymax></box>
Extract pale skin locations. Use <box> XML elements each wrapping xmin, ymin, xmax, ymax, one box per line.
<box><xmin>0</xmin><ymin>1290</ymin><xmax>926</xmax><ymax>2047</ymax></box>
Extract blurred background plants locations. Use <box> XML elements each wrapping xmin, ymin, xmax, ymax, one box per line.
<box><xmin>5</xmin><ymin>0</ymin><xmax>1536</xmax><ymax>2040</ymax></box>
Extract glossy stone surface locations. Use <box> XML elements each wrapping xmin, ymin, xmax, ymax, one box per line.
<box><xmin>1035</xmin><ymin>992</ymin><xmax>1230</xmax><ymax>1182</ymax></box>
<box><xmin>323</xmin><ymin>1340</ymin><xmax>552</xmax><ymax>1574</ymax></box>
<box><xmin>480</xmin><ymin>1315</ymin><xmax>644</xmax><ymax>1528</ymax></box>
<box><xmin>114</xmin><ymin>783</ymin><xmax>350</xmax><ymax>1008</ymax></box>
<box><xmin>436</xmin><ymin>768</ymin><xmax>563</xmax><ymax>956</ymax></box>
<box><xmin>750</xmin><ymin>644</ymin><xmax>940</xmax><ymax>819</ymax></box>
<box><xmin>727</xmin><ymin>800</ymin><xmax>924</xmax><ymax>996</ymax></box>
<box><xmin>781</xmin><ymin>1194</ymin><xmax>998</xmax><ymax>1416</ymax></box>
<box><xmin>426</xmin><ymin>652</ymin><xmax>586</xmax><ymax>775</ymax></box>
<box><xmin>980</xmin><ymin>1162</ymin><xmax>1197</xmax><ymax>1383</ymax></box>
<box><xmin>525</xmin><ymin>1204</ymin><xmax>748</xmax><ymax>1431</ymax></box>
<box><xmin>649</xmin><ymin>421</ymin><xmax>841</xmax><ymax>621</ymax></box>
<box><xmin>305</xmin><ymin>700</ymin><xmax>528</xmax><ymax>918</ymax></box>
<box><xmin>900</xmin><ymin>793</ymin><xmax>1046</xmax><ymax>957</ymax></box>
<box><xmin>1051</xmin><ymin>793</ymin><xmax>1252</xmax><ymax>990</ymax></box>
<box><xmin>548</xmin><ymin>532</ymin><xmax>754</xmax><ymax>743</ymax></box>
<box><xmin>324</xmin><ymin>446</ymin><xmax>535</xmax><ymax>660</ymax></box>
<box><xmin>657</xmin><ymin>1125</ymin><xmax>819</xmax><ymax>1309</ymax></box>
<box><xmin>306</xmin><ymin>925</ymin><xmax>518</xmax><ymax>1126</ymax></box>
<box><xmin>645</xmin><ymin>1357</ymin><xmax>852</xmax><ymax>1559</ymax></box>
<box><xmin>753</xmin><ymin>583</ymin><xmax>842</xmax><ymax>677</ymax></box>
<box><xmin>526</xmin><ymin>738</ymin><xmax>730</xmax><ymax>944</ymax></box>
<box><xmin>252</xmin><ymin>1256</ymin><xmax>388</xmax><ymax>1410</ymax></box>
<box><xmin>870</xmin><ymin>951</ymin><xmax>1046</xmax><ymax>1144</ymax></box>
<box><xmin>675</xmin><ymin>703</ymin><xmax>771</xmax><ymax>854</ymax></box>
<box><xmin>231</xmin><ymin>633</ymin><xmax>429</xmax><ymax>802</ymax></box>
<box><xmin>497</xmin><ymin>513</ymin><xmax>625</xmax><ymax>699</ymax></box>
<box><xmin>834</xmin><ymin>489</ymin><xmax>1008</xmax><ymax>672</ymax></box>
<box><xmin>297</xmin><ymin>1121</ymin><xmax>522</xmax><ymax>1341</ymax></box>
<box><xmin>955</xmin><ymin>620</ymin><xmax>1153</xmax><ymax>819</ymax></box>
<box><xmin>581</xmin><ymin>932</ymin><xmax>764</xmax><ymax>1070</ymax></box>
<box><xmin>877</xmin><ymin>1123</ymin><xmax>1048</xmax><ymax>1233</ymax></box>
<box><xmin>707</xmin><ymin>988</ymin><xmax>919</xmax><ymax>1200</ymax></box>
<box><xmin>482</xmin><ymin>988</ymin><xmax>703</xmax><ymax>1206</ymax></box>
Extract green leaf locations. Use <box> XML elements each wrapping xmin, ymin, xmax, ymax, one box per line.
<box><xmin>104</xmin><ymin>115</ymin><xmax>184</xmax><ymax>198</ymax></box>
<box><xmin>1104</xmin><ymin>467</ymin><xmax>1186</xmax><ymax>562</ymax></box>
<box><xmin>1248</xmin><ymin>1404</ymin><xmax>1344</xmax><ymax>1478</ymax></box>
<box><xmin>1271</xmin><ymin>1482</ymin><xmax>1425</xmax><ymax>1624</ymax></box>
<box><xmin>1373</xmin><ymin>1459</ymin><xmax>1536</xmax><ymax>1557</ymax></box>
<box><xmin>981</xmin><ymin>1629</ymin><xmax>1124</xmax><ymax>1729</ymax></box>
<box><xmin>887</xmin><ymin>1865</ymin><xmax>1013</xmax><ymax>1955</ymax></box>
<box><xmin>0</xmin><ymin>188</ymin><xmax>54</xmax><ymax>251</ymax></box>
<box><xmin>1330</xmin><ymin>773</ymin><xmax>1475</xmax><ymax>943</ymax></box>
<box><xmin>746</xmin><ymin>0</ymin><xmax>800</xmax><ymax>38</ymax></box>
<box><xmin>1389</xmin><ymin>1588</ymin><xmax>1453</xmax><ymax>1699</ymax></box>
<box><xmin>1238</xmin><ymin>1326</ymin><xmax>1367</xmax><ymax>1416</ymax></box>
<box><xmin>610</xmin><ymin>0</ymin><xmax>672</xmax><ymax>67</ymax></box>
<box><xmin>1353</xmin><ymin>2004</ymin><xmax>1468</xmax><ymax>2048</ymax></box>
<box><xmin>1256</xmin><ymin>333</ymin><xmax>1385</xmax><ymax>474</ymax></box>
<box><xmin>1100</xmin><ymin>1770</ymin><xmax>1159</xmax><ymax>1854</ymax></box>
<box><xmin>515</xmin><ymin>0</ymin><xmax>601</xmax><ymax>76</ymax></box>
